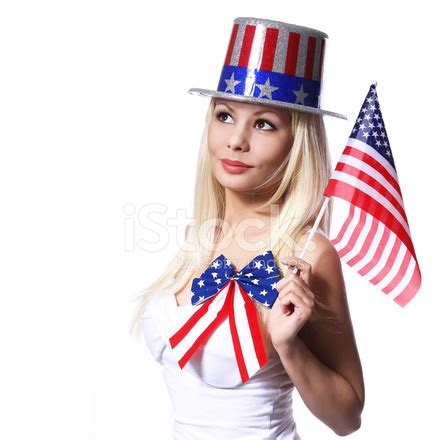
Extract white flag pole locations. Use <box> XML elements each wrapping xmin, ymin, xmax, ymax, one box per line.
<box><xmin>292</xmin><ymin>196</ymin><xmax>330</xmax><ymax>274</ymax></box>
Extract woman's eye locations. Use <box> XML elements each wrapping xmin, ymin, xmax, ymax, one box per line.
<box><xmin>215</xmin><ymin>111</ymin><xmax>275</xmax><ymax>131</ymax></box>
<box><xmin>216</xmin><ymin>111</ymin><xmax>233</xmax><ymax>124</ymax></box>
<box><xmin>255</xmin><ymin>119</ymin><xmax>275</xmax><ymax>131</ymax></box>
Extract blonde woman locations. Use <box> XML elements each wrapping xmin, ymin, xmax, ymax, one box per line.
<box><xmin>131</xmin><ymin>17</ymin><xmax>364</xmax><ymax>439</ymax></box>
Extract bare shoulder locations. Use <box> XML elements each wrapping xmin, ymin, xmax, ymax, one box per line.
<box><xmin>296</xmin><ymin>229</ymin><xmax>347</xmax><ymax>321</ymax></box>
<box><xmin>298</xmin><ymin>229</ymin><xmax>339</xmax><ymax>257</ymax></box>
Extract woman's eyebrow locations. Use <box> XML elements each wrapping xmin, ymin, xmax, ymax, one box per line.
<box><xmin>215</xmin><ymin>102</ymin><xmax>281</xmax><ymax>118</ymax></box>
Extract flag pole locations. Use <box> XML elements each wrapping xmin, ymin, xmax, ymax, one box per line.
<box><xmin>291</xmin><ymin>81</ymin><xmax>372</xmax><ymax>272</ymax></box>
<box><xmin>298</xmin><ymin>81</ymin><xmax>374</xmax><ymax>263</ymax></box>
<box><xmin>291</xmin><ymin>196</ymin><xmax>330</xmax><ymax>275</ymax></box>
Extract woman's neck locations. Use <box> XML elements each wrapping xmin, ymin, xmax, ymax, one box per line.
<box><xmin>219</xmin><ymin>188</ymin><xmax>279</xmax><ymax>250</ymax></box>
<box><xmin>223</xmin><ymin>188</ymin><xmax>272</xmax><ymax>224</ymax></box>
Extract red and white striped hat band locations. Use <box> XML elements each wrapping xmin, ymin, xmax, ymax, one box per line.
<box><xmin>188</xmin><ymin>17</ymin><xmax>346</xmax><ymax>120</ymax></box>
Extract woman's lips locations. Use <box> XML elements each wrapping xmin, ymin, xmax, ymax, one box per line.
<box><xmin>221</xmin><ymin>158</ymin><xmax>253</xmax><ymax>174</ymax></box>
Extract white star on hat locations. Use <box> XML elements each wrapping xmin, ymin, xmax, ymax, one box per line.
<box><xmin>255</xmin><ymin>78</ymin><xmax>278</xmax><ymax>99</ymax></box>
<box><xmin>293</xmin><ymin>84</ymin><xmax>309</xmax><ymax>104</ymax></box>
<box><xmin>224</xmin><ymin>72</ymin><xmax>241</xmax><ymax>93</ymax></box>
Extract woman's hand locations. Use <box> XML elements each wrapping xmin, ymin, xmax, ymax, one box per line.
<box><xmin>267</xmin><ymin>256</ymin><xmax>316</xmax><ymax>350</ymax></box>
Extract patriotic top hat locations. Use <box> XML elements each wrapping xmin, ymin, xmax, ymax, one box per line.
<box><xmin>188</xmin><ymin>17</ymin><xmax>346</xmax><ymax>120</ymax></box>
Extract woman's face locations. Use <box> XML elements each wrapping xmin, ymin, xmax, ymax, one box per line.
<box><xmin>208</xmin><ymin>98</ymin><xmax>293</xmax><ymax>192</ymax></box>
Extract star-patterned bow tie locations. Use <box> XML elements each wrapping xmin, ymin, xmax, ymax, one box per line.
<box><xmin>168</xmin><ymin>250</ymin><xmax>281</xmax><ymax>384</ymax></box>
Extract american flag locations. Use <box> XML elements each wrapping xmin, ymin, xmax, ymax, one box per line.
<box><xmin>323</xmin><ymin>83</ymin><xmax>421</xmax><ymax>307</ymax></box>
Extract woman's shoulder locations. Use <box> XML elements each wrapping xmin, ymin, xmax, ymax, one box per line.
<box><xmin>297</xmin><ymin>229</ymin><xmax>341</xmax><ymax>267</ymax></box>
<box><xmin>294</xmin><ymin>229</ymin><xmax>344</xmax><ymax>299</ymax></box>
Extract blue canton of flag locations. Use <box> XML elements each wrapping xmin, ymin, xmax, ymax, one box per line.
<box><xmin>351</xmin><ymin>84</ymin><xmax>395</xmax><ymax>169</ymax></box>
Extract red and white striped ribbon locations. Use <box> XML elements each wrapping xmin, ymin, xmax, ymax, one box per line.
<box><xmin>168</xmin><ymin>280</ymin><xmax>269</xmax><ymax>384</ymax></box>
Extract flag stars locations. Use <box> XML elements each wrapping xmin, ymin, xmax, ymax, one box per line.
<box><xmin>251</xmin><ymin>279</ymin><xmax>259</xmax><ymax>285</ymax></box>
<box><xmin>351</xmin><ymin>85</ymin><xmax>395</xmax><ymax>168</ymax></box>
<box><xmin>197</xmin><ymin>280</ymin><xmax>205</xmax><ymax>288</ymax></box>
<box><xmin>254</xmin><ymin>260</ymin><xmax>263</xmax><ymax>269</ymax></box>
<box><xmin>271</xmin><ymin>282</ymin><xmax>278</xmax><ymax>290</ymax></box>
<box><xmin>212</xmin><ymin>261</ymin><xmax>220</xmax><ymax>269</ymax></box>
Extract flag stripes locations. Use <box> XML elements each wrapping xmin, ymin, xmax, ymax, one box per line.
<box><xmin>324</xmin><ymin>83</ymin><xmax>421</xmax><ymax>306</ymax></box>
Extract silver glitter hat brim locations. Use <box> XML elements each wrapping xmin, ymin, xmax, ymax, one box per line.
<box><xmin>187</xmin><ymin>88</ymin><xmax>347</xmax><ymax>120</ymax></box>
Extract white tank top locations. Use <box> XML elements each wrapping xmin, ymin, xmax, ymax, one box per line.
<box><xmin>142</xmin><ymin>290</ymin><xmax>302</xmax><ymax>439</ymax></box>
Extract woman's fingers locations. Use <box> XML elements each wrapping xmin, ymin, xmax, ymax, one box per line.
<box><xmin>280</xmin><ymin>256</ymin><xmax>312</xmax><ymax>284</ymax></box>
<box><xmin>275</xmin><ymin>272</ymin><xmax>314</xmax><ymax>298</ymax></box>
<box><xmin>278</xmin><ymin>281</ymin><xmax>314</xmax><ymax>306</ymax></box>
<box><xmin>273</xmin><ymin>256</ymin><xmax>315</xmax><ymax>315</ymax></box>
<box><xmin>279</xmin><ymin>292</ymin><xmax>307</xmax><ymax>314</ymax></box>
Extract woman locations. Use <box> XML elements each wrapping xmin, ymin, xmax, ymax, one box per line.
<box><xmin>131</xmin><ymin>17</ymin><xmax>364</xmax><ymax>439</ymax></box>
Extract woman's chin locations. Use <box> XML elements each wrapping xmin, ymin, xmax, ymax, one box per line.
<box><xmin>215</xmin><ymin>174</ymin><xmax>260</xmax><ymax>192</ymax></box>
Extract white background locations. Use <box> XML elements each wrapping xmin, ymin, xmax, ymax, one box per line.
<box><xmin>1</xmin><ymin>1</ymin><xmax>438</xmax><ymax>439</ymax></box>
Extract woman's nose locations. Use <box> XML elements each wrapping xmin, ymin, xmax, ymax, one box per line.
<box><xmin>227</xmin><ymin>124</ymin><xmax>250</xmax><ymax>151</ymax></box>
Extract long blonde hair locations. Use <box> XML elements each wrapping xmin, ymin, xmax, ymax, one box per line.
<box><xmin>130</xmin><ymin>97</ymin><xmax>336</xmax><ymax>349</ymax></box>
